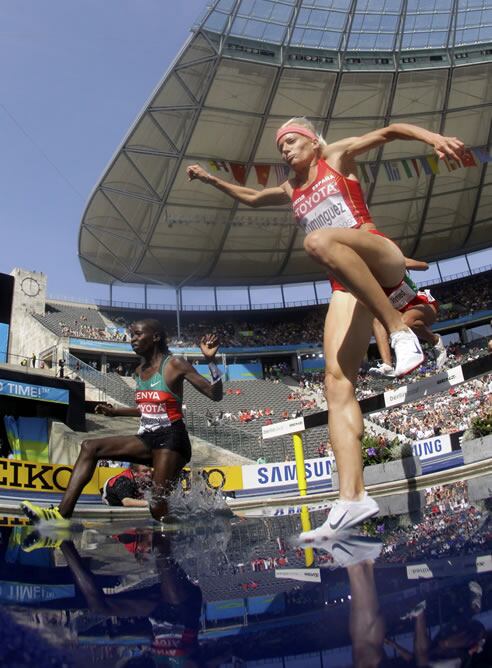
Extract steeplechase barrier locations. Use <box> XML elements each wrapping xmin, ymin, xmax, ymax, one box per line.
<box><xmin>261</xmin><ymin>354</ymin><xmax>492</xmax><ymax>498</ymax></box>
<box><xmin>0</xmin><ymin>355</ymin><xmax>490</xmax><ymax>519</ymax></box>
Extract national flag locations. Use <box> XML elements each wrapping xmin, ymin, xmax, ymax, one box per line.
<box><xmin>274</xmin><ymin>164</ymin><xmax>290</xmax><ymax>184</ymax></box>
<box><xmin>472</xmin><ymin>146</ymin><xmax>492</xmax><ymax>164</ymax></box>
<box><xmin>383</xmin><ymin>161</ymin><xmax>401</xmax><ymax>182</ymax></box>
<box><xmin>460</xmin><ymin>149</ymin><xmax>477</xmax><ymax>168</ymax></box>
<box><xmin>254</xmin><ymin>164</ymin><xmax>271</xmax><ymax>187</ymax></box>
<box><xmin>419</xmin><ymin>157</ymin><xmax>433</xmax><ymax>175</ymax></box>
<box><xmin>217</xmin><ymin>161</ymin><xmax>230</xmax><ymax>172</ymax></box>
<box><xmin>401</xmin><ymin>159</ymin><xmax>413</xmax><ymax>178</ymax></box>
<box><xmin>411</xmin><ymin>158</ymin><xmax>420</xmax><ymax>177</ymax></box>
<box><xmin>230</xmin><ymin>162</ymin><xmax>247</xmax><ymax>185</ymax></box>
<box><xmin>426</xmin><ymin>155</ymin><xmax>440</xmax><ymax>175</ymax></box>
<box><xmin>444</xmin><ymin>157</ymin><xmax>459</xmax><ymax>171</ymax></box>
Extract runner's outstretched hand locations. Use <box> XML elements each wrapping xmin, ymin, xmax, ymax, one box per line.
<box><xmin>187</xmin><ymin>164</ymin><xmax>212</xmax><ymax>183</ymax></box>
<box><xmin>200</xmin><ymin>334</ymin><xmax>219</xmax><ymax>360</ymax></box>
<box><xmin>95</xmin><ymin>403</ymin><xmax>117</xmax><ymax>417</ymax></box>
<box><xmin>432</xmin><ymin>135</ymin><xmax>465</xmax><ymax>161</ymax></box>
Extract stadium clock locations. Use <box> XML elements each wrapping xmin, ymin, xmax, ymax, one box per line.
<box><xmin>21</xmin><ymin>276</ymin><xmax>40</xmax><ymax>297</ymax></box>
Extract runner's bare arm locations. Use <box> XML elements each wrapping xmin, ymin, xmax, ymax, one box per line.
<box><xmin>173</xmin><ymin>357</ymin><xmax>223</xmax><ymax>401</ymax></box>
<box><xmin>169</xmin><ymin>334</ymin><xmax>223</xmax><ymax>401</ymax></box>
<box><xmin>120</xmin><ymin>497</ymin><xmax>149</xmax><ymax>507</ymax></box>
<box><xmin>95</xmin><ymin>404</ymin><xmax>140</xmax><ymax>417</ymax></box>
<box><xmin>323</xmin><ymin>124</ymin><xmax>465</xmax><ymax>161</ymax></box>
<box><xmin>187</xmin><ymin>163</ymin><xmax>290</xmax><ymax>208</ymax></box>
<box><xmin>405</xmin><ymin>257</ymin><xmax>429</xmax><ymax>271</ymax></box>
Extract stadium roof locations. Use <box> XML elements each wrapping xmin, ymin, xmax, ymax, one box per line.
<box><xmin>79</xmin><ymin>0</ymin><xmax>492</xmax><ymax>288</ymax></box>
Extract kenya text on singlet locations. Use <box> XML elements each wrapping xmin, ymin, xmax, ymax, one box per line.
<box><xmin>135</xmin><ymin>356</ymin><xmax>183</xmax><ymax>434</ymax></box>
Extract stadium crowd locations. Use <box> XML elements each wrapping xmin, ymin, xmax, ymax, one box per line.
<box><xmin>165</xmin><ymin>272</ymin><xmax>491</xmax><ymax>345</ymax></box>
<box><xmin>369</xmin><ymin>374</ymin><xmax>491</xmax><ymax>439</ymax></box>
<box><xmin>54</xmin><ymin>271</ymin><xmax>490</xmax><ymax>347</ymax></box>
<box><xmin>59</xmin><ymin>320</ymin><xmax>128</xmax><ymax>342</ymax></box>
<box><xmin>379</xmin><ymin>481</ymin><xmax>490</xmax><ymax>564</ymax></box>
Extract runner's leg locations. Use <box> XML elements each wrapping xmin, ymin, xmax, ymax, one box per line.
<box><xmin>149</xmin><ymin>449</ymin><xmax>187</xmax><ymax>521</ymax></box>
<box><xmin>402</xmin><ymin>304</ymin><xmax>438</xmax><ymax>345</ymax></box>
<box><xmin>304</xmin><ymin>227</ymin><xmax>406</xmax><ymax>334</ymax></box>
<box><xmin>324</xmin><ymin>291</ymin><xmax>373</xmax><ymax>501</ymax></box>
<box><xmin>372</xmin><ymin>317</ymin><xmax>393</xmax><ymax>367</ymax></box>
<box><xmin>58</xmin><ymin>435</ymin><xmax>152</xmax><ymax>518</ymax></box>
<box><xmin>348</xmin><ymin>561</ymin><xmax>386</xmax><ymax>668</ymax></box>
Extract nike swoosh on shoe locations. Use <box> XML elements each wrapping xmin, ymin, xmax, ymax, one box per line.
<box><xmin>329</xmin><ymin>511</ymin><xmax>348</xmax><ymax>531</ymax></box>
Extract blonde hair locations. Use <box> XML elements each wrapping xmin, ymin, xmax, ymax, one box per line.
<box><xmin>279</xmin><ymin>117</ymin><xmax>328</xmax><ymax>152</ymax></box>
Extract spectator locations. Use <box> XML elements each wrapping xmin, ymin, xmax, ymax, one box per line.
<box><xmin>100</xmin><ymin>464</ymin><xmax>152</xmax><ymax>507</ymax></box>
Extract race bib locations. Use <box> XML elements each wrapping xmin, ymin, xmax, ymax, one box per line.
<box><xmin>293</xmin><ymin>179</ymin><xmax>359</xmax><ymax>233</ymax></box>
<box><xmin>388</xmin><ymin>274</ymin><xmax>418</xmax><ymax>310</ymax></box>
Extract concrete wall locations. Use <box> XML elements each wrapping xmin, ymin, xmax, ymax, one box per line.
<box><xmin>462</xmin><ymin>434</ymin><xmax>492</xmax><ymax>464</ymax></box>
<box><xmin>9</xmin><ymin>268</ymin><xmax>60</xmax><ymax>365</ymax></box>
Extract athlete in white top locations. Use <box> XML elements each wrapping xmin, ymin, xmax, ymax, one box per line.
<box><xmin>187</xmin><ymin>119</ymin><xmax>464</xmax><ymax>537</ymax></box>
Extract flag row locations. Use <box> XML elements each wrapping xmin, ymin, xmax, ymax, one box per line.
<box><xmin>205</xmin><ymin>146</ymin><xmax>491</xmax><ymax>186</ymax></box>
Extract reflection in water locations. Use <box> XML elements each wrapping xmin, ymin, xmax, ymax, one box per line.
<box><xmin>0</xmin><ymin>477</ymin><xmax>491</xmax><ymax>666</ymax></box>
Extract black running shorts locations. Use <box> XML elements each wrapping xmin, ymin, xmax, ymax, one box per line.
<box><xmin>137</xmin><ymin>420</ymin><xmax>191</xmax><ymax>463</ymax></box>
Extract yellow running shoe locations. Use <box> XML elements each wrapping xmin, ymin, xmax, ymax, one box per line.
<box><xmin>21</xmin><ymin>528</ymin><xmax>69</xmax><ymax>552</ymax></box>
<box><xmin>20</xmin><ymin>500</ymin><xmax>70</xmax><ymax>526</ymax></box>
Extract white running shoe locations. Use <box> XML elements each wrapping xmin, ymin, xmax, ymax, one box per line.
<box><xmin>298</xmin><ymin>493</ymin><xmax>379</xmax><ymax>542</ymax></box>
<box><xmin>299</xmin><ymin>534</ymin><xmax>383</xmax><ymax>567</ymax></box>
<box><xmin>390</xmin><ymin>329</ymin><xmax>424</xmax><ymax>377</ymax></box>
<box><xmin>328</xmin><ymin>535</ymin><xmax>382</xmax><ymax>568</ymax></box>
<box><xmin>433</xmin><ymin>334</ymin><xmax>447</xmax><ymax>371</ymax></box>
<box><xmin>368</xmin><ymin>363</ymin><xmax>396</xmax><ymax>378</ymax></box>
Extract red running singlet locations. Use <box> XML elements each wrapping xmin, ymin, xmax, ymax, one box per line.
<box><xmin>291</xmin><ymin>159</ymin><xmax>374</xmax><ymax>234</ymax></box>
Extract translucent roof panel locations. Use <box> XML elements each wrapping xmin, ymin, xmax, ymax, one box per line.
<box><xmin>79</xmin><ymin>0</ymin><xmax>492</xmax><ymax>287</ymax></box>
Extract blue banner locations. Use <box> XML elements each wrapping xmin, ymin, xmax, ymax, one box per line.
<box><xmin>246</xmin><ymin>593</ymin><xmax>285</xmax><ymax>615</ymax></box>
<box><xmin>228</xmin><ymin>362</ymin><xmax>263</xmax><ymax>380</ymax></box>
<box><xmin>69</xmin><ymin>337</ymin><xmax>133</xmax><ymax>352</ymax></box>
<box><xmin>194</xmin><ymin>362</ymin><xmax>263</xmax><ymax>380</ymax></box>
<box><xmin>70</xmin><ymin>337</ymin><xmax>320</xmax><ymax>355</ymax></box>
<box><xmin>0</xmin><ymin>323</ymin><xmax>9</xmax><ymax>363</ymax></box>
<box><xmin>0</xmin><ymin>379</ymin><xmax>69</xmax><ymax>404</ymax></box>
<box><xmin>301</xmin><ymin>357</ymin><xmax>325</xmax><ymax>371</ymax></box>
<box><xmin>193</xmin><ymin>364</ymin><xmax>226</xmax><ymax>381</ymax></box>
<box><xmin>0</xmin><ymin>581</ymin><xmax>75</xmax><ymax>603</ymax></box>
<box><xmin>205</xmin><ymin>599</ymin><xmax>245</xmax><ymax>621</ymax></box>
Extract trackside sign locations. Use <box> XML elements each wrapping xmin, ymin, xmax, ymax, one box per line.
<box><xmin>384</xmin><ymin>364</ymin><xmax>465</xmax><ymax>408</ymax></box>
<box><xmin>262</xmin><ymin>416</ymin><xmax>305</xmax><ymax>440</ymax></box>
<box><xmin>242</xmin><ymin>456</ymin><xmax>333</xmax><ymax>490</ymax></box>
<box><xmin>411</xmin><ymin>433</ymin><xmax>452</xmax><ymax>461</ymax></box>
<box><xmin>275</xmin><ymin>569</ymin><xmax>321</xmax><ymax>582</ymax></box>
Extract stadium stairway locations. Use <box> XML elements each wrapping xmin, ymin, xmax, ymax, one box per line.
<box><xmin>33</xmin><ymin>301</ymin><xmax>107</xmax><ymax>337</ymax></box>
<box><xmin>183</xmin><ymin>379</ymin><xmax>324</xmax><ymax>462</ymax></box>
<box><xmin>50</xmin><ymin>413</ymin><xmax>253</xmax><ymax>467</ymax></box>
<box><xmin>65</xmin><ymin>352</ymin><xmax>135</xmax><ymax>406</ymax></box>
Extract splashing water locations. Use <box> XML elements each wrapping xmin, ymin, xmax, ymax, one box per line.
<box><xmin>145</xmin><ymin>469</ymin><xmax>231</xmax><ymax>520</ymax></box>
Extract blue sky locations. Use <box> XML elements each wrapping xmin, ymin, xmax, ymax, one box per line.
<box><xmin>0</xmin><ymin>0</ymin><xmax>206</xmax><ymax>302</ymax></box>
<box><xmin>1</xmin><ymin>1</ymin><xmax>490</xmax><ymax>309</ymax></box>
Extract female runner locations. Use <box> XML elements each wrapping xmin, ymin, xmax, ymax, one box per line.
<box><xmin>370</xmin><ymin>258</ymin><xmax>447</xmax><ymax>377</ymax></box>
<box><xmin>187</xmin><ymin>119</ymin><xmax>464</xmax><ymax>536</ymax></box>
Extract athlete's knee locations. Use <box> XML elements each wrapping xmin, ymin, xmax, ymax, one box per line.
<box><xmin>324</xmin><ymin>369</ymin><xmax>355</xmax><ymax>404</ymax></box>
<box><xmin>304</xmin><ymin>230</ymin><xmax>336</xmax><ymax>259</ymax></box>
<box><xmin>79</xmin><ymin>439</ymin><xmax>101</xmax><ymax>459</ymax></box>
<box><xmin>149</xmin><ymin>504</ymin><xmax>163</xmax><ymax>522</ymax></box>
<box><xmin>149</xmin><ymin>500</ymin><xmax>167</xmax><ymax>522</ymax></box>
